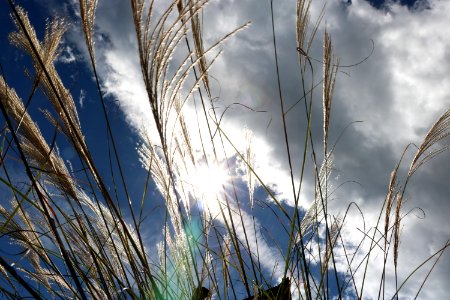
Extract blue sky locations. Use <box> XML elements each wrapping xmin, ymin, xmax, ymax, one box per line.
<box><xmin>0</xmin><ymin>0</ymin><xmax>449</xmax><ymax>299</ymax></box>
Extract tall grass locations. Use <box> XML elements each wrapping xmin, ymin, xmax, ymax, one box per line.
<box><xmin>0</xmin><ymin>0</ymin><xmax>448</xmax><ymax>299</ymax></box>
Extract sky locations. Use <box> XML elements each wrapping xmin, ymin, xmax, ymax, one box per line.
<box><xmin>0</xmin><ymin>0</ymin><xmax>449</xmax><ymax>299</ymax></box>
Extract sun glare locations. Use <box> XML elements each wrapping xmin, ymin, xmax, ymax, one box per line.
<box><xmin>189</xmin><ymin>163</ymin><xmax>229</xmax><ymax>202</ymax></box>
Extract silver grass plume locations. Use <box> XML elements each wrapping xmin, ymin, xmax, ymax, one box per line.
<box><xmin>131</xmin><ymin>0</ymin><xmax>248</xmax><ymax>146</ymax></box>
<box><xmin>322</xmin><ymin>30</ymin><xmax>339</xmax><ymax>154</ymax></box>
<box><xmin>384</xmin><ymin>170</ymin><xmax>398</xmax><ymax>246</ymax></box>
<box><xmin>409</xmin><ymin>108</ymin><xmax>450</xmax><ymax>176</ymax></box>
<box><xmin>393</xmin><ymin>194</ymin><xmax>403</xmax><ymax>269</ymax></box>
<box><xmin>296</xmin><ymin>0</ymin><xmax>324</xmax><ymax>69</ymax></box>
<box><xmin>296</xmin><ymin>0</ymin><xmax>312</xmax><ymax>58</ymax></box>
<box><xmin>0</xmin><ymin>264</ymin><xmax>7</xmax><ymax>280</ymax></box>
<box><xmin>0</xmin><ymin>202</ymin><xmax>55</xmax><ymax>292</ymax></box>
<box><xmin>9</xmin><ymin>8</ymin><xmax>93</xmax><ymax>177</ymax></box>
<box><xmin>244</xmin><ymin>129</ymin><xmax>257</xmax><ymax>208</ymax></box>
<box><xmin>300</xmin><ymin>154</ymin><xmax>334</xmax><ymax>236</ymax></box>
<box><xmin>177</xmin><ymin>0</ymin><xmax>211</xmax><ymax>97</ymax></box>
<box><xmin>0</xmin><ymin>76</ymin><xmax>78</xmax><ymax>200</ymax></box>
<box><xmin>139</xmin><ymin>141</ymin><xmax>183</xmax><ymax>234</ymax></box>
<box><xmin>1</xmin><ymin>76</ymin><xmax>139</xmax><ymax>296</ymax></box>
<box><xmin>79</xmin><ymin>0</ymin><xmax>98</xmax><ymax>58</ymax></box>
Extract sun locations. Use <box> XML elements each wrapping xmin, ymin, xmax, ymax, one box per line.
<box><xmin>187</xmin><ymin>162</ymin><xmax>229</xmax><ymax>203</ymax></box>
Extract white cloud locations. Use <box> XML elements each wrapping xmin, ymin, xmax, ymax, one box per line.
<box><xmin>78</xmin><ymin>88</ymin><xmax>85</xmax><ymax>108</ymax></box>
<box><xmin>57</xmin><ymin>44</ymin><xmax>76</xmax><ymax>63</ymax></box>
